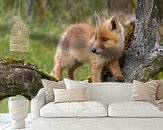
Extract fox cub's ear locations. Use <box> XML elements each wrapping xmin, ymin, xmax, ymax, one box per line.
<box><xmin>109</xmin><ymin>16</ymin><xmax>120</xmax><ymax>32</ymax></box>
<box><xmin>94</xmin><ymin>11</ymin><xmax>105</xmax><ymax>27</ymax></box>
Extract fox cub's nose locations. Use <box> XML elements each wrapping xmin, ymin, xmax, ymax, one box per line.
<box><xmin>92</xmin><ymin>48</ymin><xmax>97</xmax><ymax>53</ymax></box>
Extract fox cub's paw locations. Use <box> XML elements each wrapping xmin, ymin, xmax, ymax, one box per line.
<box><xmin>114</xmin><ymin>74</ymin><xmax>124</xmax><ymax>82</ymax></box>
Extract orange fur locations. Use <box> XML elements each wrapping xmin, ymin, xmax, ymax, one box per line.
<box><xmin>51</xmin><ymin>14</ymin><xmax>125</xmax><ymax>82</ymax></box>
<box><xmin>98</xmin><ymin>27</ymin><xmax>118</xmax><ymax>43</ymax></box>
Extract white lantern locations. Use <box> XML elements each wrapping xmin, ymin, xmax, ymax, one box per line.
<box><xmin>10</xmin><ymin>0</ymin><xmax>29</xmax><ymax>52</ymax></box>
<box><xmin>10</xmin><ymin>20</ymin><xmax>29</xmax><ymax>52</ymax></box>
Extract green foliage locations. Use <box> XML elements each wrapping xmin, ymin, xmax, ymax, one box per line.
<box><xmin>159</xmin><ymin>72</ymin><xmax>163</xmax><ymax>79</ymax></box>
<box><xmin>0</xmin><ymin>0</ymin><xmax>102</xmax><ymax>113</ymax></box>
<box><xmin>154</xmin><ymin>71</ymin><xmax>163</xmax><ymax>79</ymax></box>
<box><xmin>0</xmin><ymin>98</ymin><xmax>8</xmax><ymax>113</ymax></box>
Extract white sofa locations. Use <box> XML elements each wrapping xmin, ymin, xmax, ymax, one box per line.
<box><xmin>31</xmin><ymin>82</ymin><xmax>163</xmax><ymax>130</ymax></box>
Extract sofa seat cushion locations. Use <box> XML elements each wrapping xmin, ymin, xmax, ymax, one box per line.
<box><xmin>40</xmin><ymin>101</ymin><xmax>107</xmax><ymax>117</ymax></box>
<box><xmin>108</xmin><ymin>101</ymin><xmax>163</xmax><ymax>117</ymax></box>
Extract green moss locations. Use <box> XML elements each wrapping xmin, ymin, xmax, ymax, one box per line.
<box><xmin>0</xmin><ymin>58</ymin><xmax>58</xmax><ymax>81</ymax></box>
<box><xmin>0</xmin><ymin>57</ymin><xmax>24</xmax><ymax>64</ymax></box>
<box><xmin>143</xmin><ymin>68</ymin><xmax>154</xmax><ymax>81</ymax></box>
<box><xmin>39</xmin><ymin>69</ymin><xmax>58</xmax><ymax>81</ymax></box>
<box><xmin>0</xmin><ymin>57</ymin><xmax>38</xmax><ymax>69</ymax></box>
<box><xmin>143</xmin><ymin>55</ymin><xmax>163</xmax><ymax>81</ymax></box>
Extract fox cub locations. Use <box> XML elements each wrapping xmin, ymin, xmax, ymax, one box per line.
<box><xmin>51</xmin><ymin>12</ymin><xmax>125</xmax><ymax>82</ymax></box>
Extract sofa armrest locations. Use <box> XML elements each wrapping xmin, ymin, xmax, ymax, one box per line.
<box><xmin>31</xmin><ymin>88</ymin><xmax>45</xmax><ymax>119</ymax></box>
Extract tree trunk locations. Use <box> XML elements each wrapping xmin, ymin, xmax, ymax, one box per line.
<box><xmin>104</xmin><ymin>0</ymin><xmax>163</xmax><ymax>82</ymax></box>
<box><xmin>24</xmin><ymin>0</ymin><xmax>33</xmax><ymax>22</ymax></box>
<box><xmin>0</xmin><ymin>59</ymin><xmax>56</xmax><ymax>100</ymax></box>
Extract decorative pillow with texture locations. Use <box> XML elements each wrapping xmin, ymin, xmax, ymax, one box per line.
<box><xmin>42</xmin><ymin>79</ymin><xmax>66</xmax><ymax>103</ymax></box>
<box><xmin>53</xmin><ymin>88</ymin><xmax>88</xmax><ymax>103</ymax></box>
<box><xmin>157</xmin><ymin>80</ymin><xmax>163</xmax><ymax>100</ymax></box>
<box><xmin>149</xmin><ymin>80</ymin><xmax>163</xmax><ymax>100</ymax></box>
<box><xmin>131</xmin><ymin>80</ymin><xmax>159</xmax><ymax>102</ymax></box>
<box><xmin>64</xmin><ymin>78</ymin><xmax>90</xmax><ymax>99</ymax></box>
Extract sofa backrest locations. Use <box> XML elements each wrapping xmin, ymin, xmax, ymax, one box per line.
<box><xmin>89</xmin><ymin>82</ymin><xmax>133</xmax><ymax>105</ymax></box>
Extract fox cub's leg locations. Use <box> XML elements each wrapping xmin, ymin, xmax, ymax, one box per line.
<box><xmin>90</xmin><ymin>60</ymin><xmax>102</xmax><ymax>82</ymax></box>
<box><xmin>108</xmin><ymin>60</ymin><xmax>124</xmax><ymax>81</ymax></box>
<box><xmin>51</xmin><ymin>64</ymin><xmax>63</xmax><ymax>81</ymax></box>
<box><xmin>51</xmin><ymin>53</ymin><xmax>64</xmax><ymax>81</ymax></box>
<box><xmin>67</xmin><ymin>62</ymin><xmax>83</xmax><ymax>80</ymax></box>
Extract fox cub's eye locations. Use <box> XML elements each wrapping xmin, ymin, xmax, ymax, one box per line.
<box><xmin>101</xmin><ymin>37</ymin><xmax>109</xmax><ymax>42</ymax></box>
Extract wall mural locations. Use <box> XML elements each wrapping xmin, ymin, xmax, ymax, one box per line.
<box><xmin>0</xmin><ymin>0</ymin><xmax>163</xmax><ymax>113</ymax></box>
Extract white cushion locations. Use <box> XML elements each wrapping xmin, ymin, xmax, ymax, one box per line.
<box><xmin>108</xmin><ymin>101</ymin><xmax>163</xmax><ymax>117</ymax></box>
<box><xmin>64</xmin><ymin>78</ymin><xmax>90</xmax><ymax>99</ymax></box>
<box><xmin>40</xmin><ymin>101</ymin><xmax>107</xmax><ymax>117</ymax></box>
<box><xmin>53</xmin><ymin>88</ymin><xmax>88</xmax><ymax>103</ymax></box>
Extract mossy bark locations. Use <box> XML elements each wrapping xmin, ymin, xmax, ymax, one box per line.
<box><xmin>103</xmin><ymin>0</ymin><xmax>163</xmax><ymax>82</ymax></box>
<box><xmin>0</xmin><ymin>58</ymin><xmax>57</xmax><ymax>100</ymax></box>
<box><xmin>123</xmin><ymin>0</ymin><xmax>163</xmax><ymax>82</ymax></box>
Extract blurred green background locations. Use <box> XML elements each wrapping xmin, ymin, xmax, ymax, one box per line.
<box><xmin>0</xmin><ymin>0</ymin><xmax>162</xmax><ymax>113</ymax></box>
<box><xmin>0</xmin><ymin>0</ymin><xmax>104</xmax><ymax>113</ymax></box>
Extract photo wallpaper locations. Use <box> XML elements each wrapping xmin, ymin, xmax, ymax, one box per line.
<box><xmin>0</xmin><ymin>0</ymin><xmax>162</xmax><ymax>113</ymax></box>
